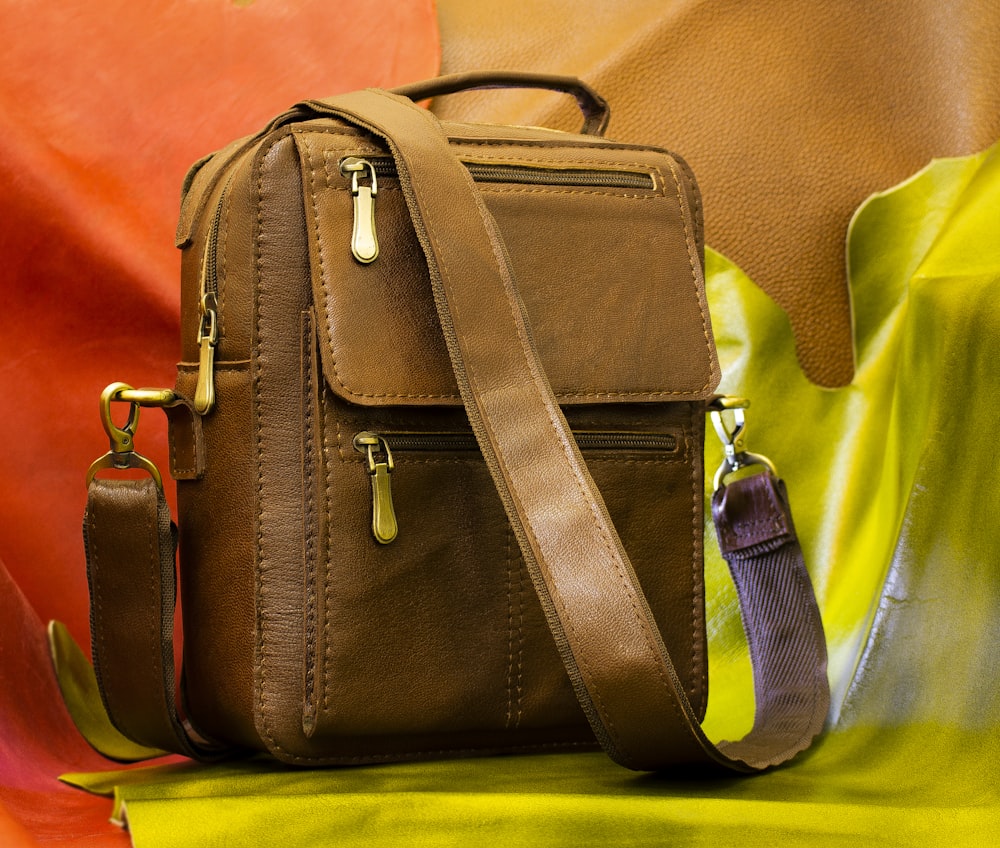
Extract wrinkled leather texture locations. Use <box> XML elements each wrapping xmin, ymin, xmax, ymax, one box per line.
<box><xmin>433</xmin><ymin>0</ymin><xmax>1000</xmax><ymax>388</ymax></box>
<box><xmin>0</xmin><ymin>0</ymin><xmax>439</xmax><ymax>842</ymax></box>
<box><xmin>62</xmin><ymin>143</ymin><xmax>1000</xmax><ymax>844</ymax></box>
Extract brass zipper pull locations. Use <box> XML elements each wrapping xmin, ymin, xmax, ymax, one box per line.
<box><xmin>340</xmin><ymin>157</ymin><xmax>379</xmax><ymax>264</ymax></box>
<box><xmin>193</xmin><ymin>185</ymin><xmax>228</xmax><ymax>416</ymax></box>
<box><xmin>353</xmin><ymin>432</ymin><xmax>398</xmax><ymax>544</ymax></box>
<box><xmin>194</xmin><ymin>286</ymin><xmax>219</xmax><ymax>414</ymax></box>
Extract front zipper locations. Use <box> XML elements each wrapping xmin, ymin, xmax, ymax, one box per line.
<box><xmin>353</xmin><ymin>432</ymin><xmax>398</xmax><ymax>544</ymax></box>
<box><xmin>339</xmin><ymin>156</ymin><xmax>656</xmax><ymax>265</ymax></box>
<box><xmin>374</xmin><ymin>431</ymin><xmax>677</xmax><ymax>453</ymax></box>
<box><xmin>352</xmin><ymin>429</ymin><xmax>678</xmax><ymax>544</ymax></box>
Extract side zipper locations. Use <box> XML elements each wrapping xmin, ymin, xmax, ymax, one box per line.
<box><xmin>339</xmin><ymin>157</ymin><xmax>656</xmax><ymax>265</ymax></box>
<box><xmin>352</xmin><ymin>430</ymin><xmax>679</xmax><ymax>545</ymax></box>
<box><xmin>193</xmin><ymin>188</ymin><xmax>226</xmax><ymax>415</ymax></box>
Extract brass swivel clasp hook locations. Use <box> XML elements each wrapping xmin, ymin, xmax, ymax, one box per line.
<box><xmin>709</xmin><ymin>397</ymin><xmax>778</xmax><ymax>492</ymax></box>
<box><xmin>86</xmin><ymin>382</ymin><xmax>177</xmax><ymax>490</ymax></box>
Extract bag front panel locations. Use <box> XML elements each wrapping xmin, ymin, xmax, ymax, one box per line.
<box><xmin>304</xmin><ymin>391</ymin><xmax>708</xmax><ymax>748</ymax></box>
<box><xmin>284</xmin><ymin>123</ymin><xmax>714</xmax><ymax>759</ymax></box>
<box><xmin>175</xmin><ymin>119</ymin><xmax>715</xmax><ymax>763</ymax></box>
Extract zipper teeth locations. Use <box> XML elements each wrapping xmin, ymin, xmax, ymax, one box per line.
<box><xmin>205</xmin><ymin>211</ymin><xmax>220</xmax><ymax>296</ymax></box>
<box><xmin>202</xmin><ymin>188</ymin><xmax>228</xmax><ymax>298</ymax></box>
<box><xmin>366</xmin><ymin>158</ymin><xmax>654</xmax><ymax>191</ymax></box>
<box><xmin>377</xmin><ymin>432</ymin><xmax>677</xmax><ymax>453</ymax></box>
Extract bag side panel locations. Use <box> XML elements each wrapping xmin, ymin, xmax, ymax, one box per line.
<box><xmin>251</xmin><ymin>129</ymin><xmax>333</xmax><ymax>760</ymax></box>
<box><xmin>175</xmin><ymin>148</ymin><xmax>262</xmax><ymax>750</ymax></box>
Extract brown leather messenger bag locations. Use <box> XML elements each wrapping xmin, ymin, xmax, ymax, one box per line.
<box><xmin>83</xmin><ymin>73</ymin><xmax>829</xmax><ymax>772</ymax></box>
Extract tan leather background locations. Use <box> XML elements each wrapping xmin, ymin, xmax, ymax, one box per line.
<box><xmin>433</xmin><ymin>0</ymin><xmax>1000</xmax><ymax>387</ymax></box>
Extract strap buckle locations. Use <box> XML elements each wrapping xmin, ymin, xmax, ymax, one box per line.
<box><xmin>85</xmin><ymin>382</ymin><xmax>177</xmax><ymax>490</ymax></box>
<box><xmin>709</xmin><ymin>397</ymin><xmax>778</xmax><ymax>492</ymax></box>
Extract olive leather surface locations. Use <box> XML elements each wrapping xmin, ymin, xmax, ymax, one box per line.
<box><xmin>432</xmin><ymin>0</ymin><xmax>1000</xmax><ymax>388</ymax></box>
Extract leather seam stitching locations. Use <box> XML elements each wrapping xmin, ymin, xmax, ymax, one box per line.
<box><xmin>505</xmin><ymin>528</ymin><xmax>514</xmax><ymax>729</ymax></box>
<box><xmin>146</xmin><ymin>495</ymin><xmax>170</xmax><ymax>732</ymax></box>
<box><xmin>663</xmin><ymin>159</ymin><xmax>713</xmax><ymax>395</ymax></box>
<box><xmin>303</xmin><ymin>314</ymin><xmax>318</xmax><ymax>727</ymax></box>
<box><xmin>266</xmin><ymin>739</ymin><xmax>596</xmax><ymax>765</ymax></box>
<box><xmin>323</xmin><ymin>402</ymin><xmax>336</xmax><ymax>711</ymax></box>
<box><xmin>423</xmin><ymin>185</ymin><xmax>645</xmax><ymax>760</ymax></box>
<box><xmin>689</xmin><ymin>408</ymin><xmax>704</xmax><ymax>709</ymax></box>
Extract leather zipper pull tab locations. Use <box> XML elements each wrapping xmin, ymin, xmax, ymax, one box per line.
<box><xmin>353</xmin><ymin>432</ymin><xmax>398</xmax><ymax>544</ymax></box>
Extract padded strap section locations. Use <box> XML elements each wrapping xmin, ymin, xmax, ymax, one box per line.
<box><xmin>84</xmin><ymin>478</ymin><xmax>224</xmax><ymax>759</ymax></box>
<box><xmin>314</xmin><ymin>89</ymin><xmax>829</xmax><ymax>770</ymax></box>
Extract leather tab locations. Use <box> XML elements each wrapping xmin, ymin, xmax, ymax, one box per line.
<box><xmin>164</xmin><ymin>396</ymin><xmax>205</xmax><ymax>480</ymax></box>
<box><xmin>712</xmin><ymin>472</ymin><xmax>794</xmax><ymax>556</ymax></box>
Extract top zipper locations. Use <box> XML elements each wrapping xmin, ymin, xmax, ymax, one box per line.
<box><xmin>360</xmin><ymin>157</ymin><xmax>655</xmax><ymax>190</ymax></box>
<box><xmin>340</xmin><ymin>156</ymin><xmax>655</xmax><ymax>264</ymax></box>
<box><xmin>191</xmin><ymin>157</ymin><xmax>658</xmax><ymax>412</ymax></box>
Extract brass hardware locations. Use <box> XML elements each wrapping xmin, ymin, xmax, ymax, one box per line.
<box><xmin>353</xmin><ymin>432</ymin><xmax>398</xmax><ymax>544</ymax></box>
<box><xmin>194</xmin><ymin>289</ymin><xmax>219</xmax><ymax>415</ymax></box>
<box><xmin>116</xmin><ymin>387</ymin><xmax>178</xmax><ymax>407</ymax></box>
<box><xmin>86</xmin><ymin>382</ymin><xmax>169</xmax><ymax>490</ymax></box>
<box><xmin>192</xmin><ymin>184</ymin><xmax>228</xmax><ymax>416</ymax></box>
<box><xmin>709</xmin><ymin>397</ymin><xmax>778</xmax><ymax>492</ymax></box>
<box><xmin>340</xmin><ymin>157</ymin><xmax>379</xmax><ymax>264</ymax></box>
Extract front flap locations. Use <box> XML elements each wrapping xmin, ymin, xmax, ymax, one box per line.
<box><xmin>292</xmin><ymin>124</ymin><xmax>720</xmax><ymax>407</ymax></box>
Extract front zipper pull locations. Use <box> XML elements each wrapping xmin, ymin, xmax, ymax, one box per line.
<box><xmin>340</xmin><ymin>157</ymin><xmax>379</xmax><ymax>264</ymax></box>
<box><xmin>353</xmin><ymin>432</ymin><xmax>398</xmax><ymax>544</ymax></box>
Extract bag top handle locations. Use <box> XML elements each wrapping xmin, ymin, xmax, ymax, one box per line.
<box><xmin>390</xmin><ymin>70</ymin><xmax>611</xmax><ymax>136</ymax></box>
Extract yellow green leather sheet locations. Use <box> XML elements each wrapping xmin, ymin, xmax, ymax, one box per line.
<box><xmin>62</xmin><ymin>145</ymin><xmax>1000</xmax><ymax>845</ymax></box>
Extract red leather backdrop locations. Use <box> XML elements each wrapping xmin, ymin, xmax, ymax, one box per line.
<box><xmin>0</xmin><ymin>1</ymin><xmax>438</xmax><ymax>843</ymax></box>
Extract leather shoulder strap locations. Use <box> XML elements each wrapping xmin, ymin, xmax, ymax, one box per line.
<box><xmin>307</xmin><ymin>88</ymin><xmax>830</xmax><ymax>771</ymax></box>
<box><xmin>84</xmin><ymin>88</ymin><xmax>829</xmax><ymax>770</ymax></box>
